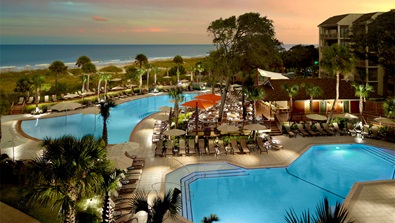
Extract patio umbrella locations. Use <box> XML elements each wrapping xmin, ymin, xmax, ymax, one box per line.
<box><xmin>163</xmin><ymin>129</ymin><xmax>186</xmax><ymax>136</ymax></box>
<box><xmin>180</xmin><ymin>79</ymin><xmax>190</xmax><ymax>83</ymax></box>
<box><xmin>110</xmin><ymin>78</ymin><xmax>122</xmax><ymax>82</ymax></box>
<box><xmin>306</xmin><ymin>114</ymin><xmax>327</xmax><ymax>121</ymax></box>
<box><xmin>217</xmin><ymin>124</ymin><xmax>239</xmax><ymax>133</ymax></box>
<box><xmin>181</xmin><ymin>99</ymin><xmax>215</xmax><ymax>110</ymax></box>
<box><xmin>110</xmin><ymin>156</ymin><xmax>133</xmax><ymax>170</ymax></box>
<box><xmin>243</xmin><ymin>123</ymin><xmax>267</xmax><ymax>131</ymax></box>
<box><xmin>194</xmin><ymin>93</ymin><xmax>222</xmax><ymax>103</ymax></box>
<box><xmin>374</xmin><ymin>117</ymin><xmax>395</xmax><ymax>125</ymax></box>
<box><xmin>111</xmin><ymin>86</ymin><xmax>124</xmax><ymax>90</ymax></box>
<box><xmin>63</xmin><ymin>93</ymin><xmax>79</xmax><ymax>99</ymax></box>
<box><xmin>344</xmin><ymin>113</ymin><xmax>359</xmax><ymax>120</ymax></box>
<box><xmin>52</xmin><ymin>101</ymin><xmax>82</xmax><ymax>112</ymax></box>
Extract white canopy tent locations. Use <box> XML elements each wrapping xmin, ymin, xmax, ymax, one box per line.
<box><xmin>258</xmin><ymin>68</ymin><xmax>289</xmax><ymax>80</ymax></box>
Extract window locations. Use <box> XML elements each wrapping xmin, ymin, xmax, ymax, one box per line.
<box><xmin>368</xmin><ymin>68</ymin><xmax>378</xmax><ymax>81</ymax></box>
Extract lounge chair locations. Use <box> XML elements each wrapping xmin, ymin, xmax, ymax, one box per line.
<box><xmin>257</xmin><ymin>138</ymin><xmax>269</xmax><ymax>153</ymax></box>
<box><xmin>361</xmin><ymin>125</ymin><xmax>370</xmax><ymax>138</ymax></box>
<box><xmin>179</xmin><ymin>138</ymin><xmax>186</xmax><ymax>156</ymax></box>
<box><xmin>332</xmin><ymin>122</ymin><xmax>346</xmax><ymax>136</ymax></box>
<box><xmin>296</xmin><ymin>124</ymin><xmax>310</xmax><ymax>137</ymax></box>
<box><xmin>370</xmin><ymin>126</ymin><xmax>381</xmax><ymax>139</ymax></box>
<box><xmin>217</xmin><ymin>139</ymin><xmax>227</xmax><ymax>155</ymax></box>
<box><xmin>322</xmin><ymin>123</ymin><xmax>335</xmax><ymax>135</ymax></box>
<box><xmin>305</xmin><ymin>124</ymin><xmax>318</xmax><ymax>136</ymax></box>
<box><xmin>188</xmin><ymin>139</ymin><xmax>196</xmax><ymax>155</ymax></box>
<box><xmin>208</xmin><ymin>139</ymin><xmax>217</xmax><ymax>155</ymax></box>
<box><xmin>155</xmin><ymin>140</ymin><xmax>164</xmax><ymax>157</ymax></box>
<box><xmin>264</xmin><ymin>135</ymin><xmax>283</xmax><ymax>150</ymax></box>
<box><xmin>17</xmin><ymin>97</ymin><xmax>24</xmax><ymax>105</ymax></box>
<box><xmin>315</xmin><ymin>123</ymin><xmax>329</xmax><ymax>136</ymax></box>
<box><xmin>230</xmin><ymin>139</ymin><xmax>240</xmax><ymax>154</ymax></box>
<box><xmin>26</xmin><ymin>96</ymin><xmax>34</xmax><ymax>104</ymax></box>
<box><xmin>346</xmin><ymin>122</ymin><xmax>356</xmax><ymax>136</ymax></box>
<box><xmin>239</xmin><ymin>138</ymin><xmax>251</xmax><ymax>154</ymax></box>
<box><xmin>165</xmin><ymin>140</ymin><xmax>174</xmax><ymax>156</ymax></box>
<box><xmin>198</xmin><ymin>139</ymin><xmax>206</xmax><ymax>155</ymax></box>
<box><xmin>284</xmin><ymin>124</ymin><xmax>296</xmax><ymax>138</ymax></box>
<box><xmin>52</xmin><ymin>95</ymin><xmax>58</xmax><ymax>102</ymax></box>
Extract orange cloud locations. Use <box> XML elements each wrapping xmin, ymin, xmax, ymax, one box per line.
<box><xmin>132</xmin><ymin>27</ymin><xmax>165</xmax><ymax>33</ymax></box>
<box><xmin>92</xmin><ymin>16</ymin><xmax>108</xmax><ymax>22</ymax></box>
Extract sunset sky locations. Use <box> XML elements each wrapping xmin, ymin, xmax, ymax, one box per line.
<box><xmin>0</xmin><ymin>0</ymin><xmax>393</xmax><ymax>45</ymax></box>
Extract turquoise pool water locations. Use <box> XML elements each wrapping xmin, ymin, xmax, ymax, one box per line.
<box><xmin>21</xmin><ymin>94</ymin><xmax>197</xmax><ymax>144</ymax></box>
<box><xmin>186</xmin><ymin>144</ymin><xmax>395</xmax><ymax>223</ymax></box>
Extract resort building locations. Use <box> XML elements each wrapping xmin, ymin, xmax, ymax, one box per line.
<box><xmin>318</xmin><ymin>11</ymin><xmax>395</xmax><ymax>97</ymax></box>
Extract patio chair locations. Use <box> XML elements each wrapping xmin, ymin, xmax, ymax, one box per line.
<box><xmin>208</xmin><ymin>139</ymin><xmax>217</xmax><ymax>155</ymax></box>
<box><xmin>44</xmin><ymin>95</ymin><xmax>49</xmax><ymax>103</ymax></box>
<box><xmin>179</xmin><ymin>138</ymin><xmax>186</xmax><ymax>156</ymax></box>
<box><xmin>239</xmin><ymin>138</ymin><xmax>251</xmax><ymax>154</ymax></box>
<box><xmin>230</xmin><ymin>139</ymin><xmax>240</xmax><ymax>154</ymax></box>
<box><xmin>198</xmin><ymin>138</ymin><xmax>206</xmax><ymax>155</ymax></box>
<box><xmin>322</xmin><ymin>123</ymin><xmax>335</xmax><ymax>135</ymax></box>
<box><xmin>296</xmin><ymin>124</ymin><xmax>310</xmax><ymax>137</ymax></box>
<box><xmin>188</xmin><ymin>138</ymin><xmax>196</xmax><ymax>155</ymax></box>
<box><xmin>332</xmin><ymin>122</ymin><xmax>346</xmax><ymax>136</ymax></box>
<box><xmin>315</xmin><ymin>123</ymin><xmax>329</xmax><ymax>136</ymax></box>
<box><xmin>361</xmin><ymin>125</ymin><xmax>370</xmax><ymax>138</ymax></box>
<box><xmin>264</xmin><ymin>135</ymin><xmax>283</xmax><ymax>150</ymax></box>
<box><xmin>257</xmin><ymin>138</ymin><xmax>269</xmax><ymax>153</ymax></box>
<box><xmin>284</xmin><ymin>124</ymin><xmax>296</xmax><ymax>138</ymax></box>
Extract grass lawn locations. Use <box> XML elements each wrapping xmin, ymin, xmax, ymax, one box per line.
<box><xmin>0</xmin><ymin>184</ymin><xmax>61</xmax><ymax>223</ymax></box>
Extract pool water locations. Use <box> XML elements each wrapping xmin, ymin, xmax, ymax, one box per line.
<box><xmin>21</xmin><ymin>94</ymin><xmax>197</xmax><ymax>144</ymax></box>
<box><xmin>187</xmin><ymin>144</ymin><xmax>395</xmax><ymax>223</ymax></box>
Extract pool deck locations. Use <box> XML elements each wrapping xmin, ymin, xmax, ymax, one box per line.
<box><xmin>1</xmin><ymin>93</ymin><xmax>394</xmax><ymax>223</ymax></box>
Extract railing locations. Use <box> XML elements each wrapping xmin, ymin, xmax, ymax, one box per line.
<box><xmin>180</xmin><ymin>168</ymin><xmax>248</xmax><ymax>221</ymax></box>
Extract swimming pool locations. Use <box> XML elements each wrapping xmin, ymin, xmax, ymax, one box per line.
<box><xmin>175</xmin><ymin>144</ymin><xmax>395</xmax><ymax>223</ymax></box>
<box><xmin>21</xmin><ymin>94</ymin><xmax>197</xmax><ymax>144</ymax></box>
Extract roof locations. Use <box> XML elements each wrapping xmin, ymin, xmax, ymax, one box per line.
<box><xmin>318</xmin><ymin>14</ymin><xmax>349</xmax><ymax>26</ymax></box>
<box><xmin>353</xmin><ymin>12</ymin><xmax>377</xmax><ymax>24</ymax></box>
<box><xmin>259</xmin><ymin>78</ymin><xmax>381</xmax><ymax>101</ymax></box>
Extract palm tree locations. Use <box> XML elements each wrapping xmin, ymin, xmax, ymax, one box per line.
<box><xmin>151</xmin><ymin>66</ymin><xmax>160</xmax><ymax>92</ymax></box>
<box><xmin>245</xmin><ymin>86</ymin><xmax>265</xmax><ymax>123</ymax></box>
<box><xmin>124</xmin><ymin>67</ymin><xmax>139</xmax><ymax>95</ymax></box>
<box><xmin>102</xmin><ymin>73</ymin><xmax>112</xmax><ymax>99</ymax></box>
<box><xmin>145</xmin><ymin>63</ymin><xmax>152</xmax><ymax>91</ymax></box>
<box><xmin>282</xmin><ymin>84</ymin><xmax>300</xmax><ymax>121</ymax></box>
<box><xmin>23</xmin><ymin>135</ymin><xmax>108</xmax><ymax>223</ymax></box>
<box><xmin>173</xmin><ymin>55</ymin><xmax>184</xmax><ymax>84</ymax></box>
<box><xmin>196</xmin><ymin>63</ymin><xmax>204</xmax><ymax>85</ymax></box>
<box><xmin>302</xmin><ymin>83</ymin><xmax>323</xmax><ymax>113</ymax></box>
<box><xmin>48</xmin><ymin>60</ymin><xmax>68</xmax><ymax>91</ymax></box>
<box><xmin>99</xmin><ymin>100</ymin><xmax>117</xmax><ymax>146</ymax></box>
<box><xmin>168</xmin><ymin>88</ymin><xmax>184</xmax><ymax>129</ymax></box>
<box><xmin>285</xmin><ymin>197</ymin><xmax>353</xmax><ymax>223</ymax></box>
<box><xmin>31</xmin><ymin>74</ymin><xmax>45</xmax><ymax>110</ymax></box>
<box><xmin>320</xmin><ymin>44</ymin><xmax>354</xmax><ymax>124</ymax></box>
<box><xmin>135</xmin><ymin>54</ymin><xmax>148</xmax><ymax>94</ymax></box>
<box><xmin>81</xmin><ymin>62</ymin><xmax>96</xmax><ymax>91</ymax></box>
<box><xmin>75</xmin><ymin>56</ymin><xmax>91</xmax><ymax>68</ymax></box>
<box><xmin>100</xmin><ymin>169</ymin><xmax>123</xmax><ymax>223</ymax></box>
<box><xmin>352</xmin><ymin>82</ymin><xmax>374</xmax><ymax>120</ymax></box>
<box><xmin>129</xmin><ymin>189</ymin><xmax>181</xmax><ymax>223</ymax></box>
<box><xmin>202</xmin><ymin>214</ymin><xmax>220</xmax><ymax>223</ymax></box>
<box><xmin>383</xmin><ymin>96</ymin><xmax>395</xmax><ymax>118</ymax></box>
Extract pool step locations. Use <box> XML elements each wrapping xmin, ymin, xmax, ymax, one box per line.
<box><xmin>180</xmin><ymin>168</ymin><xmax>248</xmax><ymax>221</ymax></box>
<box><xmin>361</xmin><ymin>147</ymin><xmax>395</xmax><ymax>165</ymax></box>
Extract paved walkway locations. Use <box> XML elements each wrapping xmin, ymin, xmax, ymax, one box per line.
<box><xmin>1</xmin><ymin>93</ymin><xmax>394</xmax><ymax>223</ymax></box>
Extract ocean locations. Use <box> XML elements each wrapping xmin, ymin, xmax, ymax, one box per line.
<box><xmin>0</xmin><ymin>44</ymin><xmax>296</xmax><ymax>71</ymax></box>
